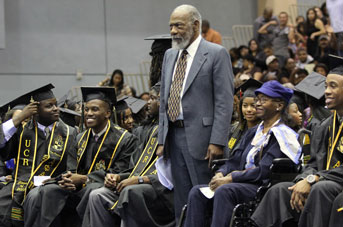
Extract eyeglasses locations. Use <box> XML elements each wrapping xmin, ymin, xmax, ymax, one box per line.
<box><xmin>254</xmin><ymin>97</ymin><xmax>271</xmax><ymax>104</ymax></box>
<box><xmin>254</xmin><ymin>97</ymin><xmax>283</xmax><ymax>104</ymax></box>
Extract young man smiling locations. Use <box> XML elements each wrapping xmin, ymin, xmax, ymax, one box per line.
<box><xmin>23</xmin><ymin>87</ymin><xmax>138</xmax><ymax>227</ymax></box>
<box><xmin>84</xmin><ymin>83</ymin><xmax>175</xmax><ymax>227</ymax></box>
<box><xmin>252</xmin><ymin>65</ymin><xmax>343</xmax><ymax>227</ymax></box>
<box><xmin>0</xmin><ymin>84</ymin><xmax>76</xmax><ymax>227</ymax></box>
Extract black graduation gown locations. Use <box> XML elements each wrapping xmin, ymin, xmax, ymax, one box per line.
<box><xmin>252</xmin><ymin>115</ymin><xmax>343</xmax><ymax>227</ymax></box>
<box><xmin>23</xmin><ymin>122</ymin><xmax>137</xmax><ymax>227</ymax></box>
<box><xmin>81</xmin><ymin>121</ymin><xmax>175</xmax><ymax>227</ymax></box>
<box><xmin>0</xmin><ymin>120</ymin><xmax>76</xmax><ymax>227</ymax></box>
<box><xmin>116</xmin><ymin>123</ymin><xmax>175</xmax><ymax>227</ymax></box>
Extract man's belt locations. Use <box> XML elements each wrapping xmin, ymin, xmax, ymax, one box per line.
<box><xmin>169</xmin><ymin>120</ymin><xmax>184</xmax><ymax>128</ymax></box>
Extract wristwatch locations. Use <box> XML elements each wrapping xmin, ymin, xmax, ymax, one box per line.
<box><xmin>306</xmin><ymin>174</ymin><xmax>316</xmax><ymax>185</ymax></box>
<box><xmin>138</xmin><ymin>176</ymin><xmax>144</xmax><ymax>184</ymax></box>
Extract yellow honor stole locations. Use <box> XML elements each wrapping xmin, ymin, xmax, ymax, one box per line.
<box><xmin>76</xmin><ymin>120</ymin><xmax>128</xmax><ymax>173</ymax></box>
<box><xmin>110</xmin><ymin>125</ymin><xmax>159</xmax><ymax>210</ymax></box>
<box><xmin>327</xmin><ymin>111</ymin><xmax>343</xmax><ymax>170</ymax></box>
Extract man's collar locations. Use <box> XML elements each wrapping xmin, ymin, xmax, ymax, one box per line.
<box><xmin>92</xmin><ymin>123</ymin><xmax>108</xmax><ymax>138</ymax></box>
<box><xmin>37</xmin><ymin>121</ymin><xmax>54</xmax><ymax>132</ymax></box>
<box><xmin>183</xmin><ymin>35</ymin><xmax>202</xmax><ymax>58</ymax></box>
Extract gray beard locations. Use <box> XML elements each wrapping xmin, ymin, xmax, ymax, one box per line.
<box><xmin>171</xmin><ymin>28</ymin><xmax>194</xmax><ymax>50</ymax></box>
<box><xmin>172</xmin><ymin>38</ymin><xmax>190</xmax><ymax>50</ymax></box>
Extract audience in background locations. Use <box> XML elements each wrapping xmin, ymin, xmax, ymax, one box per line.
<box><xmin>98</xmin><ymin>69</ymin><xmax>133</xmax><ymax>99</ymax></box>
<box><xmin>253</xmin><ymin>7</ymin><xmax>278</xmax><ymax>48</ymax></box>
<box><xmin>305</xmin><ymin>7</ymin><xmax>326</xmax><ymax>57</ymax></box>
<box><xmin>202</xmin><ymin>19</ymin><xmax>222</xmax><ymax>45</ymax></box>
<box><xmin>258</xmin><ymin>12</ymin><xmax>294</xmax><ymax>59</ymax></box>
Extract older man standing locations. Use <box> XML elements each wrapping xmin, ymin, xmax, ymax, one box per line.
<box><xmin>157</xmin><ymin>4</ymin><xmax>234</xmax><ymax>220</ymax></box>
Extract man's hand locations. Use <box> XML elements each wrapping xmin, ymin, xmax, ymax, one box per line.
<box><xmin>57</xmin><ymin>171</ymin><xmax>87</xmax><ymax>191</ymax></box>
<box><xmin>104</xmin><ymin>173</ymin><xmax>120</xmax><ymax>189</ymax></box>
<box><xmin>12</xmin><ymin>102</ymin><xmax>39</xmax><ymax>127</ymax></box>
<box><xmin>205</xmin><ymin>144</ymin><xmax>223</xmax><ymax>168</ymax></box>
<box><xmin>212</xmin><ymin>172</ymin><xmax>224</xmax><ymax>181</ymax></box>
<box><xmin>156</xmin><ymin>145</ymin><xmax>164</xmax><ymax>157</ymax></box>
<box><xmin>58</xmin><ymin>171</ymin><xmax>76</xmax><ymax>191</ymax></box>
<box><xmin>209</xmin><ymin>174</ymin><xmax>232</xmax><ymax>191</ymax></box>
<box><xmin>70</xmin><ymin>173</ymin><xmax>88</xmax><ymax>188</ymax></box>
<box><xmin>5</xmin><ymin>175</ymin><xmax>12</xmax><ymax>182</ymax></box>
<box><xmin>288</xmin><ymin>178</ymin><xmax>315</xmax><ymax>212</ymax></box>
<box><xmin>116</xmin><ymin>176</ymin><xmax>139</xmax><ymax>193</ymax></box>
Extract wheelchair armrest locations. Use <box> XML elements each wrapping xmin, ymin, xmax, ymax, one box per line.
<box><xmin>255</xmin><ymin>184</ymin><xmax>270</xmax><ymax>203</ymax></box>
<box><xmin>177</xmin><ymin>204</ymin><xmax>187</xmax><ymax>227</ymax></box>
<box><xmin>212</xmin><ymin>158</ymin><xmax>229</xmax><ymax>165</ymax></box>
<box><xmin>270</xmin><ymin>158</ymin><xmax>300</xmax><ymax>173</ymax></box>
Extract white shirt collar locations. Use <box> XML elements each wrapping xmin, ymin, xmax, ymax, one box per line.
<box><xmin>182</xmin><ymin>35</ymin><xmax>201</xmax><ymax>58</ymax></box>
<box><xmin>92</xmin><ymin>123</ymin><xmax>108</xmax><ymax>138</ymax></box>
<box><xmin>37</xmin><ymin>122</ymin><xmax>54</xmax><ymax>134</ymax></box>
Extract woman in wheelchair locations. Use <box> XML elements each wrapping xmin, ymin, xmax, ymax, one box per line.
<box><xmin>184</xmin><ymin>80</ymin><xmax>302</xmax><ymax>227</ymax></box>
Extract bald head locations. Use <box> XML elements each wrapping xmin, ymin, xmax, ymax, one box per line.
<box><xmin>172</xmin><ymin>4</ymin><xmax>202</xmax><ymax>28</ymax></box>
<box><xmin>169</xmin><ymin>4</ymin><xmax>201</xmax><ymax>49</ymax></box>
<box><xmin>263</xmin><ymin>7</ymin><xmax>273</xmax><ymax>20</ymax></box>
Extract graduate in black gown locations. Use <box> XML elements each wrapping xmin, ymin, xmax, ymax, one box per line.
<box><xmin>84</xmin><ymin>83</ymin><xmax>175</xmax><ymax>227</ymax></box>
<box><xmin>0</xmin><ymin>84</ymin><xmax>76</xmax><ymax>227</ymax></box>
<box><xmin>252</xmin><ymin>66</ymin><xmax>343</xmax><ymax>227</ymax></box>
<box><xmin>184</xmin><ymin>81</ymin><xmax>302</xmax><ymax>227</ymax></box>
<box><xmin>227</xmin><ymin>79</ymin><xmax>261</xmax><ymax>157</ymax></box>
<box><xmin>23</xmin><ymin>87</ymin><xmax>138</xmax><ymax>227</ymax></box>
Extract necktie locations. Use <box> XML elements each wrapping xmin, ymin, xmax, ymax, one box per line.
<box><xmin>167</xmin><ymin>50</ymin><xmax>188</xmax><ymax>122</ymax></box>
<box><xmin>45</xmin><ymin>127</ymin><xmax>50</xmax><ymax>139</ymax></box>
<box><xmin>94</xmin><ymin>135</ymin><xmax>99</xmax><ymax>142</ymax></box>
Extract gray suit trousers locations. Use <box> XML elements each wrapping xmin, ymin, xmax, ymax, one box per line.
<box><xmin>168</xmin><ymin>125</ymin><xmax>212</xmax><ymax>221</ymax></box>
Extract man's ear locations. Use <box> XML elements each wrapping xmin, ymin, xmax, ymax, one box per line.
<box><xmin>105</xmin><ymin>109</ymin><xmax>111</xmax><ymax>119</ymax></box>
<box><xmin>193</xmin><ymin>20</ymin><xmax>200</xmax><ymax>32</ymax></box>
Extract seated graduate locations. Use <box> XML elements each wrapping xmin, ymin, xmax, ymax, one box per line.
<box><xmin>124</xmin><ymin>96</ymin><xmax>147</xmax><ymax>127</ymax></box>
<box><xmin>227</xmin><ymin>79</ymin><xmax>262</xmax><ymax>156</ymax></box>
<box><xmin>286</xmin><ymin>100</ymin><xmax>303</xmax><ymax>132</ymax></box>
<box><xmin>23</xmin><ymin>87</ymin><xmax>138</xmax><ymax>227</ymax></box>
<box><xmin>132</xmin><ymin>83</ymin><xmax>160</xmax><ymax>146</ymax></box>
<box><xmin>184</xmin><ymin>80</ymin><xmax>302</xmax><ymax>227</ymax></box>
<box><xmin>251</xmin><ymin>66</ymin><xmax>343</xmax><ymax>227</ymax></box>
<box><xmin>115</xmin><ymin>98</ymin><xmax>135</xmax><ymax>133</ymax></box>
<box><xmin>295</xmin><ymin>72</ymin><xmax>331</xmax><ymax>131</ymax></box>
<box><xmin>294</xmin><ymin>72</ymin><xmax>329</xmax><ymax>164</ymax></box>
<box><xmin>0</xmin><ymin>84</ymin><xmax>77</xmax><ymax>227</ymax></box>
<box><xmin>83</xmin><ymin>83</ymin><xmax>175</xmax><ymax>227</ymax></box>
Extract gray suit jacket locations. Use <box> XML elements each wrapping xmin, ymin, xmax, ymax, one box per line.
<box><xmin>158</xmin><ymin>38</ymin><xmax>234</xmax><ymax>160</ymax></box>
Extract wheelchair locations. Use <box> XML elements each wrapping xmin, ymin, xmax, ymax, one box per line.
<box><xmin>177</xmin><ymin>128</ymin><xmax>311</xmax><ymax>227</ymax></box>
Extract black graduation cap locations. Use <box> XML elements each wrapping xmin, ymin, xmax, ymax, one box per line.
<box><xmin>59</xmin><ymin>107</ymin><xmax>81</xmax><ymax>117</ymax></box>
<box><xmin>123</xmin><ymin>97</ymin><xmax>147</xmax><ymax>114</ymax></box>
<box><xmin>57</xmin><ymin>90</ymin><xmax>81</xmax><ymax>111</ymax></box>
<box><xmin>115</xmin><ymin>97</ymin><xmax>130</xmax><ymax>112</ymax></box>
<box><xmin>234</xmin><ymin>78</ymin><xmax>262</xmax><ymax>98</ymax></box>
<box><xmin>0</xmin><ymin>83</ymin><xmax>55</xmax><ymax>115</ymax></box>
<box><xmin>328</xmin><ymin>54</ymin><xmax>343</xmax><ymax>71</ymax></box>
<box><xmin>80</xmin><ymin>87</ymin><xmax>116</xmax><ymax>106</ymax></box>
<box><xmin>145</xmin><ymin>34</ymin><xmax>172</xmax><ymax>55</ymax></box>
<box><xmin>59</xmin><ymin>107</ymin><xmax>81</xmax><ymax>127</ymax></box>
<box><xmin>295</xmin><ymin>72</ymin><xmax>326</xmax><ymax>100</ymax></box>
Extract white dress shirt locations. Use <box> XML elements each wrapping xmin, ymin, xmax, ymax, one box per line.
<box><xmin>171</xmin><ymin>35</ymin><xmax>202</xmax><ymax>120</ymax></box>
